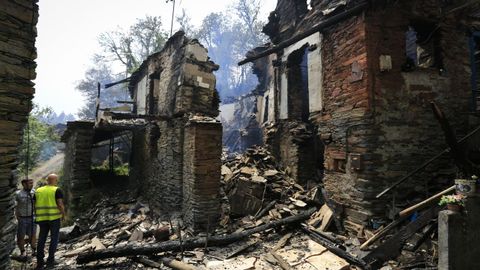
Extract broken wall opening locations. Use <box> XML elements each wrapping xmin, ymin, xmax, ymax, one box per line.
<box><xmin>287</xmin><ymin>44</ymin><xmax>310</xmax><ymax>122</ymax></box>
<box><xmin>90</xmin><ymin>132</ymin><xmax>131</xmax><ymax>191</ymax></box>
<box><xmin>405</xmin><ymin>20</ymin><xmax>443</xmax><ymax>69</ymax></box>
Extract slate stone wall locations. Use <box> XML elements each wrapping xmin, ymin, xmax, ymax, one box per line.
<box><xmin>0</xmin><ymin>0</ymin><xmax>38</xmax><ymax>268</ymax></box>
<box><xmin>129</xmin><ymin>32</ymin><xmax>222</xmax><ymax>229</ymax></box>
<box><xmin>315</xmin><ymin>1</ymin><xmax>472</xmax><ymax>230</ymax></box>
<box><xmin>61</xmin><ymin>121</ymin><xmax>95</xmax><ymax>217</ymax></box>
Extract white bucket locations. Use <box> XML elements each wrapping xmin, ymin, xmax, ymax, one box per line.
<box><xmin>455</xmin><ymin>179</ymin><xmax>476</xmax><ymax>196</ymax></box>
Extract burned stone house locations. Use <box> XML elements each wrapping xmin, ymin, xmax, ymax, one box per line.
<box><xmin>62</xmin><ymin>32</ymin><xmax>222</xmax><ymax>230</ymax></box>
<box><xmin>239</xmin><ymin>0</ymin><xmax>480</xmax><ymax>231</ymax></box>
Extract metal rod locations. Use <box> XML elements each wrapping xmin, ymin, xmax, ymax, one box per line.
<box><xmin>376</xmin><ymin>125</ymin><xmax>480</xmax><ymax>198</ymax></box>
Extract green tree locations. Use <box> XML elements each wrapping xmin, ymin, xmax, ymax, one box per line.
<box><xmin>76</xmin><ymin>63</ymin><xmax>126</xmax><ymax>120</ymax></box>
<box><xmin>97</xmin><ymin>15</ymin><xmax>169</xmax><ymax>73</ymax></box>
<box><xmin>18</xmin><ymin>104</ymin><xmax>60</xmax><ymax>177</ymax></box>
<box><xmin>77</xmin><ymin>16</ymin><xmax>169</xmax><ymax>119</ymax></box>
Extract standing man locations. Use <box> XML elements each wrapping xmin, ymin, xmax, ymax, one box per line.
<box><xmin>15</xmin><ymin>179</ymin><xmax>36</xmax><ymax>256</ymax></box>
<box><xmin>34</xmin><ymin>174</ymin><xmax>65</xmax><ymax>269</ymax></box>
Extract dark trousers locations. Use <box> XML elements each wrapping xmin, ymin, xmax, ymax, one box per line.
<box><xmin>36</xmin><ymin>219</ymin><xmax>60</xmax><ymax>264</ymax></box>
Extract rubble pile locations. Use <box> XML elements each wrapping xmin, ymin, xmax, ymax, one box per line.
<box><xmin>12</xmin><ymin>147</ymin><xmax>441</xmax><ymax>269</ymax></box>
<box><xmin>221</xmin><ymin>146</ymin><xmax>320</xmax><ymax>219</ymax></box>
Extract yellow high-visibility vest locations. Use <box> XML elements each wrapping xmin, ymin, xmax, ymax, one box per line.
<box><xmin>35</xmin><ymin>185</ymin><xmax>61</xmax><ymax>222</ymax></box>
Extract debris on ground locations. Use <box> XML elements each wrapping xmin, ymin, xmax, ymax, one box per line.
<box><xmin>12</xmin><ymin>146</ymin><xmax>440</xmax><ymax>269</ymax></box>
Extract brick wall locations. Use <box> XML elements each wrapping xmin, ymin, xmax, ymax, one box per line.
<box><xmin>0</xmin><ymin>0</ymin><xmax>38</xmax><ymax>267</ymax></box>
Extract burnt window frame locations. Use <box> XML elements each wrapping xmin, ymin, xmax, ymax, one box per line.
<box><xmin>405</xmin><ymin>20</ymin><xmax>443</xmax><ymax>70</ymax></box>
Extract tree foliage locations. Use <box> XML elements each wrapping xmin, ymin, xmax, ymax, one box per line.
<box><xmin>77</xmin><ymin>16</ymin><xmax>169</xmax><ymax>119</ymax></box>
<box><xmin>177</xmin><ymin>0</ymin><xmax>267</xmax><ymax>100</ymax></box>
<box><xmin>97</xmin><ymin>16</ymin><xmax>168</xmax><ymax>73</ymax></box>
<box><xmin>18</xmin><ymin>104</ymin><xmax>60</xmax><ymax>176</ymax></box>
<box><xmin>76</xmin><ymin>63</ymin><xmax>125</xmax><ymax>120</ymax></box>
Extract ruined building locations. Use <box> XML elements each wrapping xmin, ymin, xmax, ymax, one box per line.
<box><xmin>62</xmin><ymin>32</ymin><xmax>222</xmax><ymax>230</ymax></box>
<box><xmin>0</xmin><ymin>0</ymin><xmax>38</xmax><ymax>268</ymax></box>
<box><xmin>240</xmin><ymin>0</ymin><xmax>480</xmax><ymax>232</ymax></box>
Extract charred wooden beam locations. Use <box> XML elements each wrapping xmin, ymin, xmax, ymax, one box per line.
<box><xmin>76</xmin><ymin>208</ymin><xmax>316</xmax><ymax>264</ymax></box>
<box><xmin>363</xmin><ymin>206</ymin><xmax>441</xmax><ymax>269</ymax></box>
<box><xmin>238</xmin><ymin>2</ymin><xmax>368</xmax><ymax>66</ymax></box>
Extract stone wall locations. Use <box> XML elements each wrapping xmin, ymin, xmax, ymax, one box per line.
<box><xmin>136</xmin><ymin>118</ymin><xmax>186</xmax><ymax>212</ymax></box>
<box><xmin>128</xmin><ymin>32</ymin><xmax>222</xmax><ymax>229</ymax></box>
<box><xmin>366</xmin><ymin>0</ymin><xmax>471</xmax><ymax>204</ymax></box>
<box><xmin>315</xmin><ymin>1</ymin><xmax>472</xmax><ymax>230</ymax></box>
<box><xmin>253</xmin><ymin>0</ymin><xmax>476</xmax><ymax>232</ymax></box>
<box><xmin>265</xmin><ymin>121</ymin><xmax>317</xmax><ymax>184</ymax></box>
<box><xmin>0</xmin><ymin>0</ymin><xmax>38</xmax><ymax>268</ymax></box>
<box><xmin>61</xmin><ymin>121</ymin><xmax>95</xmax><ymax>217</ymax></box>
<box><xmin>438</xmin><ymin>195</ymin><xmax>480</xmax><ymax>270</ymax></box>
<box><xmin>311</xmin><ymin>13</ymin><xmax>375</xmax><ymax>231</ymax></box>
<box><xmin>183</xmin><ymin>118</ymin><xmax>222</xmax><ymax>230</ymax></box>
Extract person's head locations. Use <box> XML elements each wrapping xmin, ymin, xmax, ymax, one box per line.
<box><xmin>46</xmin><ymin>174</ymin><xmax>58</xmax><ymax>186</ymax></box>
<box><xmin>21</xmin><ymin>179</ymin><xmax>33</xmax><ymax>191</ymax></box>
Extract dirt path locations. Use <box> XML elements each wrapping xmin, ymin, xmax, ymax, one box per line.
<box><xmin>28</xmin><ymin>152</ymin><xmax>65</xmax><ymax>182</ymax></box>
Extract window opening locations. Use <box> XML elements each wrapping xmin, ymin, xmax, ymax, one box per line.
<box><xmin>405</xmin><ymin>21</ymin><xmax>442</xmax><ymax>69</ymax></box>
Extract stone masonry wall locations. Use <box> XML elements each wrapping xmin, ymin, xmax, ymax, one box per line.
<box><xmin>129</xmin><ymin>32</ymin><xmax>221</xmax><ymax>229</ymax></box>
<box><xmin>363</xmin><ymin>1</ymin><xmax>471</xmax><ymax>223</ymax></box>
<box><xmin>0</xmin><ymin>0</ymin><xmax>38</xmax><ymax>268</ymax></box>
<box><xmin>266</xmin><ymin>121</ymin><xmax>317</xmax><ymax>184</ymax></box>
<box><xmin>313</xmin><ymin>2</ymin><xmax>472</xmax><ymax>231</ymax></box>
<box><xmin>61</xmin><ymin>121</ymin><xmax>95</xmax><ymax>217</ymax></box>
<box><xmin>183</xmin><ymin>118</ymin><xmax>222</xmax><ymax>230</ymax></box>
<box><xmin>142</xmin><ymin>119</ymin><xmax>186</xmax><ymax>212</ymax></box>
<box><xmin>309</xmin><ymin>14</ymin><xmax>374</xmax><ymax>231</ymax></box>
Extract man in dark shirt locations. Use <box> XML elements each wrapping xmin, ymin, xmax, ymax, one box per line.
<box><xmin>34</xmin><ymin>174</ymin><xmax>65</xmax><ymax>270</ymax></box>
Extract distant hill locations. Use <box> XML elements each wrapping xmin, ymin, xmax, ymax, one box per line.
<box><xmin>38</xmin><ymin>111</ymin><xmax>76</xmax><ymax>125</ymax></box>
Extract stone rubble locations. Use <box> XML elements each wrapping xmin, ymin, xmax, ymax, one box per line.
<box><xmin>7</xmin><ymin>146</ymin><xmax>440</xmax><ymax>269</ymax></box>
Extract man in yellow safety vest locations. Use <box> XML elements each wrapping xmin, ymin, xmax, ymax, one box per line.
<box><xmin>34</xmin><ymin>174</ymin><xmax>65</xmax><ymax>269</ymax></box>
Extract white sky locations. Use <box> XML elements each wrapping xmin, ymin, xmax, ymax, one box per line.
<box><xmin>34</xmin><ymin>0</ymin><xmax>277</xmax><ymax>116</ymax></box>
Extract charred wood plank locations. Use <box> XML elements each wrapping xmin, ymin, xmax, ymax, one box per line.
<box><xmin>76</xmin><ymin>208</ymin><xmax>316</xmax><ymax>264</ymax></box>
<box><xmin>132</xmin><ymin>256</ymin><xmax>162</xmax><ymax>268</ymax></box>
<box><xmin>255</xmin><ymin>200</ymin><xmax>277</xmax><ymax>219</ymax></box>
<box><xmin>301</xmin><ymin>226</ymin><xmax>369</xmax><ymax>269</ymax></box>
<box><xmin>363</xmin><ymin>206</ymin><xmax>441</xmax><ymax>269</ymax></box>
<box><xmin>270</xmin><ymin>251</ymin><xmax>293</xmax><ymax>270</ymax></box>
<box><xmin>225</xmin><ymin>239</ymin><xmax>260</xmax><ymax>259</ymax></box>
<box><xmin>404</xmin><ymin>223</ymin><xmax>436</xmax><ymax>252</ymax></box>
<box><xmin>399</xmin><ymin>185</ymin><xmax>455</xmax><ymax>218</ymax></box>
<box><xmin>359</xmin><ymin>217</ymin><xmax>407</xmax><ymax>250</ymax></box>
